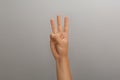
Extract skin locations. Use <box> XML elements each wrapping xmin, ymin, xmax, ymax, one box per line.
<box><xmin>50</xmin><ymin>16</ymin><xmax>72</xmax><ymax>80</ymax></box>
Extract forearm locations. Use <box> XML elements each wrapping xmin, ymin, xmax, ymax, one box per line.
<box><xmin>56</xmin><ymin>56</ymin><xmax>72</xmax><ymax>80</ymax></box>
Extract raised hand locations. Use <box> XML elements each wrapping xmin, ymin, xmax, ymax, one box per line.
<box><xmin>50</xmin><ymin>16</ymin><xmax>69</xmax><ymax>61</ymax></box>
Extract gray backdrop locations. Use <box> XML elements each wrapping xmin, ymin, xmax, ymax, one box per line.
<box><xmin>0</xmin><ymin>0</ymin><xmax>120</xmax><ymax>80</ymax></box>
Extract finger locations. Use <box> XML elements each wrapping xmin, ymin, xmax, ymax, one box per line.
<box><xmin>50</xmin><ymin>18</ymin><xmax>57</xmax><ymax>33</ymax></box>
<box><xmin>64</xmin><ymin>16</ymin><xmax>69</xmax><ymax>33</ymax></box>
<box><xmin>57</xmin><ymin>16</ymin><xmax>62</xmax><ymax>32</ymax></box>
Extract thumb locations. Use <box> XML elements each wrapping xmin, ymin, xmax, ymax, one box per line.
<box><xmin>50</xmin><ymin>33</ymin><xmax>61</xmax><ymax>44</ymax></box>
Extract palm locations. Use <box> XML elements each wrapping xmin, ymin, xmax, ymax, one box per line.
<box><xmin>56</xmin><ymin>32</ymin><xmax>68</xmax><ymax>42</ymax></box>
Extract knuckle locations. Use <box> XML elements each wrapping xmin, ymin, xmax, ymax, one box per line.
<box><xmin>58</xmin><ymin>24</ymin><xmax>61</xmax><ymax>26</ymax></box>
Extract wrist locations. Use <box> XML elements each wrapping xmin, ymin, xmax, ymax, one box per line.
<box><xmin>56</xmin><ymin>56</ymin><xmax>69</xmax><ymax>64</ymax></box>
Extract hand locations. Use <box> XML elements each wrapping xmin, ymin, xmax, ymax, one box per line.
<box><xmin>50</xmin><ymin>16</ymin><xmax>69</xmax><ymax>61</ymax></box>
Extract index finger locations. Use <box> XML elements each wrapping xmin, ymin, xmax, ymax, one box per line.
<box><xmin>50</xmin><ymin>18</ymin><xmax>57</xmax><ymax>33</ymax></box>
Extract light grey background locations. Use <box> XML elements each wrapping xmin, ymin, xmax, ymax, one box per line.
<box><xmin>0</xmin><ymin>0</ymin><xmax>120</xmax><ymax>80</ymax></box>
